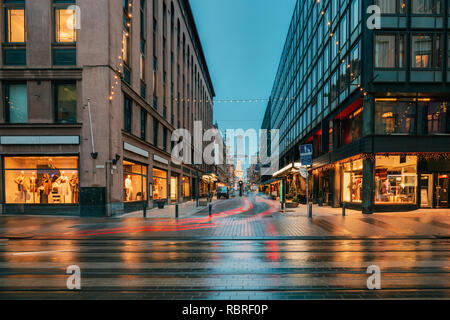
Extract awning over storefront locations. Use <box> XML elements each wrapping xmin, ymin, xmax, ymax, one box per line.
<box><xmin>272</xmin><ymin>163</ymin><xmax>302</xmax><ymax>178</ymax></box>
<box><xmin>201</xmin><ymin>173</ymin><xmax>218</xmax><ymax>184</ymax></box>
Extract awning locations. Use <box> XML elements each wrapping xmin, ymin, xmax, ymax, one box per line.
<box><xmin>201</xmin><ymin>173</ymin><xmax>218</xmax><ymax>183</ymax></box>
<box><xmin>272</xmin><ymin>162</ymin><xmax>302</xmax><ymax>178</ymax></box>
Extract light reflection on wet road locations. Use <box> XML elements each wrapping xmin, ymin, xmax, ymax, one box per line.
<box><xmin>0</xmin><ymin>195</ymin><xmax>449</xmax><ymax>299</ymax></box>
<box><xmin>0</xmin><ymin>239</ymin><xmax>449</xmax><ymax>299</ymax></box>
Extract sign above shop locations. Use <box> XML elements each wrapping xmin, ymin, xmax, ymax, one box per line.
<box><xmin>154</xmin><ymin>155</ymin><xmax>169</xmax><ymax>165</ymax></box>
<box><xmin>0</xmin><ymin>136</ymin><xmax>79</xmax><ymax>145</ymax></box>
<box><xmin>124</xmin><ymin>142</ymin><xmax>149</xmax><ymax>158</ymax></box>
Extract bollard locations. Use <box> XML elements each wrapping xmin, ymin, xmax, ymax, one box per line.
<box><xmin>143</xmin><ymin>202</ymin><xmax>147</xmax><ymax>218</ymax></box>
<box><xmin>308</xmin><ymin>204</ymin><xmax>312</xmax><ymax>218</ymax></box>
<box><xmin>175</xmin><ymin>204</ymin><xmax>179</xmax><ymax>219</ymax></box>
<box><xmin>209</xmin><ymin>204</ymin><xmax>212</xmax><ymax>217</ymax></box>
<box><xmin>342</xmin><ymin>203</ymin><xmax>346</xmax><ymax>217</ymax></box>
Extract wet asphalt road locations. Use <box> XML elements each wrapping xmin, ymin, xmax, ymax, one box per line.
<box><xmin>0</xmin><ymin>196</ymin><xmax>449</xmax><ymax>299</ymax></box>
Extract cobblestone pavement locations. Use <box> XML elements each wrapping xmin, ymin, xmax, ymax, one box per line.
<box><xmin>0</xmin><ymin>195</ymin><xmax>448</xmax><ymax>299</ymax></box>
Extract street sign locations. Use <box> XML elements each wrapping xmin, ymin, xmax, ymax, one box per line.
<box><xmin>300</xmin><ymin>144</ymin><xmax>313</xmax><ymax>167</ymax></box>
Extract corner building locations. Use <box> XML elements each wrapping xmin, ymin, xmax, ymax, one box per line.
<box><xmin>0</xmin><ymin>0</ymin><xmax>215</xmax><ymax>216</ymax></box>
<box><xmin>264</xmin><ymin>0</ymin><xmax>450</xmax><ymax>213</ymax></box>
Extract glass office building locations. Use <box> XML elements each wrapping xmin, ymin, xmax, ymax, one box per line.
<box><xmin>264</xmin><ymin>0</ymin><xmax>450</xmax><ymax>213</ymax></box>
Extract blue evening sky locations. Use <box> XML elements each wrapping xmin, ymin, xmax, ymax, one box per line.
<box><xmin>190</xmin><ymin>0</ymin><xmax>297</xmax><ymax>133</ymax></box>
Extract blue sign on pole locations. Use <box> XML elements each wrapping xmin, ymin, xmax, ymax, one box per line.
<box><xmin>300</xmin><ymin>144</ymin><xmax>313</xmax><ymax>166</ymax></box>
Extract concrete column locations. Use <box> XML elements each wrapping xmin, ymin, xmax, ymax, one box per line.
<box><xmin>321</xmin><ymin>120</ymin><xmax>329</xmax><ymax>154</ymax></box>
<box><xmin>333</xmin><ymin>163</ymin><xmax>341</xmax><ymax>208</ymax></box>
<box><xmin>362</xmin><ymin>157</ymin><xmax>375</xmax><ymax>214</ymax></box>
<box><xmin>362</xmin><ymin>94</ymin><xmax>374</xmax><ymax>137</ymax></box>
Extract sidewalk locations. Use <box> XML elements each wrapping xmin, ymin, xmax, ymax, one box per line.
<box><xmin>116</xmin><ymin>198</ymin><xmax>222</xmax><ymax>219</ymax></box>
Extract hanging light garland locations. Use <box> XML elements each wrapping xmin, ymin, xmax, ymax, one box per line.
<box><xmin>109</xmin><ymin>1</ymin><xmax>133</xmax><ymax>102</ymax></box>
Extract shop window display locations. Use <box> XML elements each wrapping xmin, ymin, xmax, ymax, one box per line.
<box><xmin>183</xmin><ymin>176</ymin><xmax>190</xmax><ymax>198</ymax></box>
<box><xmin>375</xmin><ymin>155</ymin><xmax>417</xmax><ymax>204</ymax></box>
<box><xmin>170</xmin><ymin>176</ymin><xmax>178</xmax><ymax>201</ymax></box>
<box><xmin>342</xmin><ymin>159</ymin><xmax>363</xmax><ymax>203</ymax></box>
<box><xmin>123</xmin><ymin>160</ymin><xmax>147</xmax><ymax>202</ymax></box>
<box><xmin>153</xmin><ymin>168</ymin><xmax>167</xmax><ymax>200</ymax></box>
<box><xmin>4</xmin><ymin>157</ymin><xmax>79</xmax><ymax>204</ymax></box>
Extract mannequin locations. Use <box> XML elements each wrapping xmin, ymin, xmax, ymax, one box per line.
<box><xmin>56</xmin><ymin>171</ymin><xmax>70</xmax><ymax>203</ymax></box>
<box><xmin>125</xmin><ymin>175</ymin><xmax>133</xmax><ymax>201</ymax></box>
<box><xmin>30</xmin><ymin>172</ymin><xmax>38</xmax><ymax>204</ymax></box>
<box><xmin>69</xmin><ymin>173</ymin><xmax>79</xmax><ymax>203</ymax></box>
<box><xmin>41</xmin><ymin>174</ymin><xmax>53</xmax><ymax>204</ymax></box>
<box><xmin>14</xmin><ymin>171</ymin><xmax>30</xmax><ymax>203</ymax></box>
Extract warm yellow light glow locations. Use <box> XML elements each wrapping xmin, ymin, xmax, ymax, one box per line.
<box><xmin>55</xmin><ymin>9</ymin><xmax>76</xmax><ymax>43</ymax></box>
<box><xmin>7</xmin><ymin>9</ymin><xmax>25</xmax><ymax>43</ymax></box>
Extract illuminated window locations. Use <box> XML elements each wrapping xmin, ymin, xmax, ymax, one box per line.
<box><xmin>4</xmin><ymin>157</ymin><xmax>79</xmax><ymax>205</ymax></box>
<box><xmin>412</xmin><ymin>34</ymin><xmax>442</xmax><ymax>68</ymax></box>
<box><xmin>375</xmin><ymin>156</ymin><xmax>417</xmax><ymax>204</ymax></box>
<box><xmin>153</xmin><ymin>168</ymin><xmax>167</xmax><ymax>200</ymax></box>
<box><xmin>55</xmin><ymin>8</ymin><xmax>76</xmax><ymax>43</ymax></box>
<box><xmin>342</xmin><ymin>159</ymin><xmax>363</xmax><ymax>203</ymax></box>
<box><xmin>124</xmin><ymin>160</ymin><xmax>148</xmax><ymax>202</ymax></box>
<box><xmin>6</xmin><ymin>7</ymin><xmax>25</xmax><ymax>43</ymax></box>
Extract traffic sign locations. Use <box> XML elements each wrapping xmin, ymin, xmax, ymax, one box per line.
<box><xmin>300</xmin><ymin>144</ymin><xmax>313</xmax><ymax>167</ymax></box>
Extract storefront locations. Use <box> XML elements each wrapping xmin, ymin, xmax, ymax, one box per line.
<box><xmin>342</xmin><ymin>159</ymin><xmax>363</xmax><ymax>204</ymax></box>
<box><xmin>170</xmin><ymin>175</ymin><xmax>178</xmax><ymax>202</ymax></box>
<box><xmin>123</xmin><ymin>160</ymin><xmax>148</xmax><ymax>203</ymax></box>
<box><xmin>183</xmin><ymin>176</ymin><xmax>190</xmax><ymax>199</ymax></box>
<box><xmin>374</xmin><ymin>155</ymin><xmax>417</xmax><ymax>205</ymax></box>
<box><xmin>2</xmin><ymin>156</ymin><xmax>79</xmax><ymax>214</ymax></box>
<box><xmin>153</xmin><ymin>168</ymin><xmax>168</xmax><ymax>202</ymax></box>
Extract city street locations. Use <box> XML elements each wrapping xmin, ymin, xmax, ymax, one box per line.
<box><xmin>0</xmin><ymin>195</ymin><xmax>449</xmax><ymax>299</ymax></box>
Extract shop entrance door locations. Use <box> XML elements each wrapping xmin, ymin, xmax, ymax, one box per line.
<box><xmin>436</xmin><ymin>174</ymin><xmax>449</xmax><ymax>208</ymax></box>
<box><xmin>420</xmin><ymin>174</ymin><xmax>433</xmax><ymax>208</ymax></box>
<box><xmin>170</xmin><ymin>176</ymin><xmax>178</xmax><ymax>202</ymax></box>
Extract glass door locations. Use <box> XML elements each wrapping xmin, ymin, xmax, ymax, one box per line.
<box><xmin>170</xmin><ymin>176</ymin><xmax>178</xmax><ymax>202</ymax></box>
<box><xmin>420</xmin><ymin>174</ymin><xmax>433</xmax><ymax>208</ymax></box>
<box><xmin>437</xmin><ymin>174</ymin><xmax>449</xmax><ymax>208</ymax></box>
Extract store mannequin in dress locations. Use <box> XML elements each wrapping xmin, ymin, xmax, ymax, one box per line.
<box><xmin>14</xmin><ymin>171</ymin><xmax>30</xmax><ymax>203</ymax></box>
<box><xmin>56</xmin><ymin>171</ymin><xmax>70</xmax><ymax>203</ymax></box>
<box><xmin>125</xmin><ymin>175</ymin><xmax>133</xmax><ymax>201</ymax></box>
<box><xmin>41</xmin><ymin>174</ymin><xmax>53</xmax><ymax>204</ymax></box>
<box><xmin>69</xmin><ymin>174</ymin><xmax>79</xmax><ymax>203</ymax></box>
<box><xmin>30</xmin><ymin>172</ymin><xmax>38</xmax><ymax>204</ymax></box>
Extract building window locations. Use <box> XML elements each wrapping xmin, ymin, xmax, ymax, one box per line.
<box><xmin>343</xmin><ymin>159</ymin><xmax>363</xmax><ymax>203</ymax></box>
<box><xmin>412</xmin><ymin>34</ymin><xmax>442</xmax><ymax>68</ymax></box>
<box><xmin>375</xmin><ymin>155</ymin><xmax>417</xmax><ymax>204</ymax></box>
<box><xmin>350</xmin><ymin>0</ymin><xmax>361</xmax><ymax>32</ymax></box>
<box><xmin>170</xmin><ymin>176</ymin><xmax>178</xmax><ymax>201</ymax></box>
<box><xmin>183</xmin><ymin>176</ymin><xmax>190</xmax><ymax>197</ymax></box>
<box><xmin>375</xmin><ymin>35</ymin><xmax>395</xmax><ymax>68</ymax></box>
<box><xmin>124</xmin><ymin>160</ymin><xmax>147</xmax><ymax>202</ymax></box>
<box><xmin>153</xmin><ymin>168</ymin><xmax>167</xmax><ymax>200</ymax></box>
<box><xmin>375</xmin><ymin>0</ymin><xmax>407</xmax><ymax>14</ymax></box>
<box><xmin>375</xmin><ymin>99</ymin><xmax>416</xmax><ymax>135</ymax></box>
<box><xmin>4</xmin><ymin>83</ymin><xmax>27</xmax><ymax>123</ymax></box>
<box><xmin>153</xmin><ymin>118</ymin><xmax>159</xmax><ymax>146</ymax></box>
<box><xmin>55</xmin><ymin>82</ymin><xmax>77</xmax><ymax>123</ymax></box>
<box><xmin>140</xmin><ymin>108</ymin><xmax>147</xmax><ymax>140</ymax></box>
<box><xmin>5</xmin><ymin>5</ymin><xmax>25</xmax><ymax>43</ymax></box>
<box><xmin>341</xmin><ymin>107</ymin><xmax>363</xmax><ymax>146</ymax></box>
<box><xmin>422</xmin><ymin>100</ymin><xmax>449</xmax><ymax>134</ymax></box>
<box><xmin>349</xmin><ymin>42</ymin><xmax>361</xmax><ymax>82</ymax></box>
<box><xmin>412</xmin><ymin>0</ymin><xmax>442</xmax><ymax>14</ymax></box>
<box><xmin>124</xmin><ymin>96</ymin><xmax>132</xmax><ymax>132</ymax></box>
<box><xmin>54</xmin><ymin>7</ymin><xmax>77</xmax><ymax>43</ymax></box>
<box><xmin>163</xmin><ymin>126</ymin><xmax>168</xmax><ymax>151</ymax></box>
<box><xmin>4</xmin><ymin>156</ymin><xmax>79</xmax><ymax>204</ymax></box>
